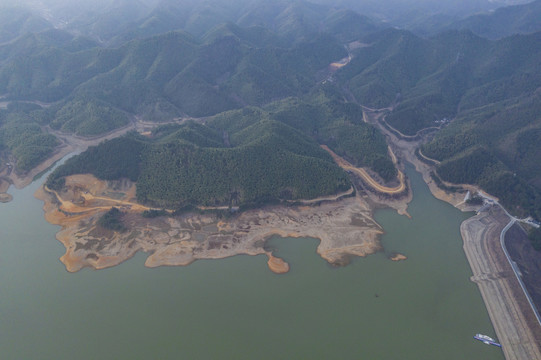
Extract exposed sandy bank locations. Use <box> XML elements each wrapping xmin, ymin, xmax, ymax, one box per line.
<box><xmin>362</xmin><ymin>107</ymin><xmax>541</xmax><ymax>359</ymax></box>
<box><xmin>320</xmin><ymin>144</ymin><xmax>412</xmax><ymax>217</ymax></box>
<box><xmin>0</xmin><ymin>176</ymin><xmax>12</xmax><ymax>202</ymax></box>
<box><xmin>362</xmin><ymin>109</ymin><xmax>477</xmax><ymax>212</ymax></box>
<box><xmin>267</xmin><ymin>254</ymin><xmax>290</xmax><ymax>274</ymax></box>
<box><xmin>389</xmin><ymin>253</ymin><xmax>407</xmax><ymax>261</ymax></box>
<box><xmin>36</xmin><ymin>174</ymin><xmax>384</xmax><ymax>273</ymax></box>
<box><xmin>0</xmin><ymin>120</ymin><xmax>137</xmax><ymax>202</ymax></box>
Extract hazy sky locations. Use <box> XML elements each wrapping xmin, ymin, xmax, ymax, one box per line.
<box><xmin>1</xmin><ymin>0</ymin><xmax>533</xmax><ymax>9</ymax></box>
<box><xmin>0</xmin><ymin>0</ymin><xmax>534</xmax><ymax>25</ymax></box>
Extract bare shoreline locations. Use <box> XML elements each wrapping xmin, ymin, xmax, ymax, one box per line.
<box><xmin>25</xmin><ymin>112</ymin><xmax>412</xmax><ymax>275</ymax></box>
<box><xmin>0</xmin><ymin>120</ymin><xmax>138</xmax><ymax>202</ymax></box>
<box><xmin>35</xmin><ymin>174</ymin><xmax>397</xmax><ymax>274</ymax></box>
<box><xmin>4</xmin><ymin>98</ymin><xmax>537</xmax><ymax>359</ymax></box>
<box><xmin>362</xmin><ymin>108</ymin><xmax>541</xmax><ymax>360</ymax></box>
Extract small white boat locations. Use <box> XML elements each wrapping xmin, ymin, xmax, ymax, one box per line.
<box><xmin>474</xmin><ymin>333</ymin><xmax>502</xmax><ymax>347</ymax></box>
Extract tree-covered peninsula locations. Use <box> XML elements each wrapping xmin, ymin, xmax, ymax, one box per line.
<box><xmin>46</xmin><ymin>92</ymin><xmax>397</xmax><ymax>209</ymax></box>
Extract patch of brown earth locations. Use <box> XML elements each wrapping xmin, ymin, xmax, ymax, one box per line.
<box><xmin>0</xmin><ymin>175</ymin><xmax>12</xmax><ymax>202</ymax></box>
<box><xmin>36</xmin><ymin>174</ymin><xmax>385</xmax><ymax>273</ymax></box>
<box><xmin>363</xmin><ymin>106</ymin><xmax>541</xmax><ymax>360</ymax></box>
<box><xmin>0</xmin><ymin>193</ymin><xmax>12</xmax><ymax>203</ymax></box>
<box><xmin>0</xmin><ymin>118</ymin><xmax>137</xmax><ymax>202</ymax></box>
<box><xmin>266</xmin><ymin>254</ymin><xmax>290</xmax><ymax>274</ymax></box>
<box><xmin>320</xmin><ymin>145</ymin><xmax>412</xmax><ymax>217</ymax></box>
<box><xmin>389</xmin><ymin>253</ymin><xmax>407</xmax><ymax>261</ymax></box>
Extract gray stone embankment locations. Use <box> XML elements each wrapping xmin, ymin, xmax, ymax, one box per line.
<box><xmin>461</xmin><ymin>206</ymin><xmax>541</xmax><ymax>360</ymax></box>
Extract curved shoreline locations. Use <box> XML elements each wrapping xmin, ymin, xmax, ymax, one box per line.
<box><xmin>362</xmin><ymin>107</ymin><xmax>541</xmax><ymax>359</ymax></box>
<box><xmin>35</xmin><ymin>174</ymin><xmax>389</xmax><ymax>274</ymax></box>
<box><xmin>0</xmin><ymin>119</ymin><xmax>137</xmax><ymax>202</ymax></box>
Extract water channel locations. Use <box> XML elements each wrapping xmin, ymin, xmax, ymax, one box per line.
<box><xmin>0</xmin><ymin>164</ymin><xmax>504</xmax><ymax>359</ymax></box>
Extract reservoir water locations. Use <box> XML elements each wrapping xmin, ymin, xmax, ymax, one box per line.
<box><xmin>0</xmin><ymin>164</ymin><xmax>504</xmax><ymax>359</ymax></box>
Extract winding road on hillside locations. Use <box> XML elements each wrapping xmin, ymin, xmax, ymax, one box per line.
<box><xmin>321</xmin><ymin>145</ymin><xmax>406</xmax><ymax>195</ymax></box>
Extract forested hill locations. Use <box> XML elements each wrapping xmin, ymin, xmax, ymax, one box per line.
<box><xmin>18</xmin><ymin>0</ymin><xmax>386</xmax><ymax>46</ymax></box>
<box><xmin>332</xmin><ymin>25</ymin><xmax>541</xmax><ymax>221</ymax></box>
<box><xmin>421</xmin><ymin>87</ymin><xmax>541</xmax><ymax>220</ymax></box>
<box><xmin>0</xmin><ymin>30</ymin><xmax>346</xmax><ymax>121</ymax></box>
<box><xmin>337</xmin><ymin>28</ymin><xmax>541</xmax><ymax>136</ymax></box>
<box><xmin>0</xmin><ymin>0</ymin><xmax>390</xmax><ymax>178</ymax></box>
<box><xmin>47</xmin><ymin>120</ymin><xmax>352</xmax><ymax>209</ymax></box>
<box><xmin>0</xmin><ymin>24</ymin><xmax>347</xmax><ymax>173</ymax></box>
<box><xmin>2</xmin><ymin>0</ymin><xmax>541</xmax><ymax>222</ymax></box>
<box><xmin>46</xmin><ymin>92</ymin><xmax>396</xmax><ymax>208</ymax></box>
<box><xmin>446</xmin><ymin>0</ymin><xmax>541</xmax><ymax>39</ymax></box>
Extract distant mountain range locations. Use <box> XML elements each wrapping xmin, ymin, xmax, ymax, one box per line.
<box><xmin>446</xmin><ymin>0</ymin><xmax>541</xmax><ymax>39</ymax></box>
<box><xmin>5</xmin><ymin>0</ymin><xmax>540</xmax><ymax>45</ymax></box>
<box><xmin>0</xmin><ymin>0</ymin><xmax>540</xmax><ymax>221</ymax></box>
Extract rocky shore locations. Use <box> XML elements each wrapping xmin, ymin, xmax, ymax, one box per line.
<box><xmin>36</xmin><ymin>174</ymin><xmax>388</xmax><ymax>274</ymax></box>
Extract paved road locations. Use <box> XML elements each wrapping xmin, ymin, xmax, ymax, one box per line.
<box><xmin>462</xmin><ymin>208</ymin><xmax>541</xmax><ymax>360</ymax></box>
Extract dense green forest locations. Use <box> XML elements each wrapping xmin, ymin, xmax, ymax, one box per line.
<box><xmin>47</xmin><ymin>119</ymin><xmax>352</xmax><ymax>208</ymax></box>
<box><xmin>0</xmin><ymin>1</ymin><xmax>370</xmax><ymax>173</ymax></box>
<box><xmin>422</xmin><ymin>90</ymin><xmax>541</xmax><ymax>220</ymax></box>
<box><xmin>337</xmin><ymin>29</ymin><xmax>541</xmax><ymax>136</ymax></box>
<box><xmin>48</xmin><ymin>135</ymin><xmax>146</xmax><ymax>185</ymax></box>
<box><xmin>2</xmin><ymin>0</ymin><xmax>541</xmax><ymax>230</ymax></box>
<box><xmin>46</xmin><ymin>91</ymin><xmax>396</xmax><ymax>208</ymax></box>
<box><xmin>0</xmin><ymin>23</ymin><xmax>347</xmax><ymax>123</ymax></box>
<box><xmin>446</xmin><ymin>0</ymin><xmax>541</xmax><ymax>39</ymax></box>
<box><xmin>97</xmin><ymin>207</ymin><xmax>127</xmax><ymax>232</ymax></box>
<box><xmin>264</xmin><ymin>92</ymin><xmax>396</xmax><ymax>181</ymax></box>
<box><xmin>50</xmin><ymin>98</ymin><xmax>129</xmax><ymax>136</ymax></box>
<box><xmin>0</xmin><ymin>102</ymin><xmax>59</xmax><ymax>172</ymax></box>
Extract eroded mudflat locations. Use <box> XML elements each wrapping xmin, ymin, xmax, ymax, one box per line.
<box><xmin>36</xmin><ymin>174</ymin><xmax>385</xmax><ymax>274</ymax></box>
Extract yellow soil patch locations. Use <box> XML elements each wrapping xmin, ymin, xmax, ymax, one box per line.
<box><xmin>330</xmin><ymin>62</ymin><xmax>347</xmax><ymax>69</ymax></box>
<box><xmin>390</xmin><ymin>253</ymin><xmax>407</xmax><ymax>261</ymax></box>
<box><xmin>267</xmin><ymin>254</ymin><xmax>290</xmax><ymax>274</ymax></box>
<box><xmin>45</xmin><ymin>174</ymin><xmax>160</xmax><ymax>215</ymax></box>
<box><xmin>321</xmin><ymin>145</ymin><xmax>406</xmax><ymax>195</ymax></box>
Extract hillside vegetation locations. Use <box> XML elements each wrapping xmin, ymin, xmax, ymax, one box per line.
<box><xmin>47</xmin><ymin>120</ymin><xmax>351</xmax><ymax>208</ymax></box>
<box><xmin>331</xmin><ymin>24</ymin><xmax>541</xmax><ymax>222</ymax></box>
<box><xmin>0</xmin><ymin>0</ymin><xmax>395</xmax><ymax>182</ymax></box>
<box><xmin>0</xmin><ymin>28</ymin><xmax>346</xmax><ymax>123</ymax></box>
<box><xmin>338</xmin><ymin>29</ymin><xmax>541</xmax><ymax>136</ymax></box>
<box><xmin>2</xmin><ymin>0</ymin><xmax>541</xmax><ymax>227</ymax></box>
<box><xmin>422</xmin><ymin>92</ymin><xmax>541</xmax><ymax>219</ymax></box>
<box><xmin>447</xmin><ymin>0</ymin><xmax>541</xmax><ymax>39</ymax></box>
<box><xmin>46</xmin><ymin>90</ymin><xmax>397</xmax><ymax>208</ymax></box>
<box><xmin>0</xmin><ymin>103</ymin><xmax>59</xmax><ymax>173</ymax></box>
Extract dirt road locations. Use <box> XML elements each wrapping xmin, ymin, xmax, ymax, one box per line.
<box><xmin>321</xmin><ymin>145</ymin><xmax>406</xmax><ymax>195</ymax></box>
<box><xmin>37</xmin><ymin>174</ymin><xmax>384</xmax><ymax>273</ymax></box>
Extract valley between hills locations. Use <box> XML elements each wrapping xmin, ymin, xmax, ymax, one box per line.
<box><xmin>2</xmin><ymin>1</ymin><xmax>541</xmax><ymax>358</ymax></box>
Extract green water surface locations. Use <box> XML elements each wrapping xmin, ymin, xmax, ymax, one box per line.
<box><xmin>0</xmin><ymin>164</ymin><xmax>504</xmax><ymax>359</ymax></box>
